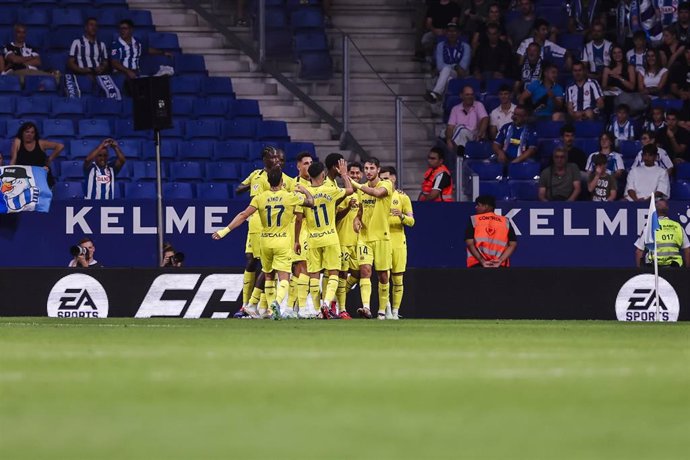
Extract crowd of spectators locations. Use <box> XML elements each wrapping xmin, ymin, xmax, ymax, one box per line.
<box><xmin>418</xmin><ymin>0</ymin><xmax>690</xmax><ymax>201</ymax></box>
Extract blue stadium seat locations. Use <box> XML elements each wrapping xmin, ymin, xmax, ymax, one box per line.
<box><xmin>17</xmin><ymin>8</ymin><xmax>50</xmax><ymax>26</ymax></box>
<box><xmin>163</xmin><ymin>182</ymin><xmax>194</xmax><ymax>199</ymax></box>
<box><xmin>148</xmin><ymin>32</ymin><xmax>180</xmax><ymax>52</ymax></box>
<box><xmin>96</xmin><ymin>7</ymin><xmax>127</xmax><ymax>27</ymax></box>
<box><xmin>23</xmin><ymin>75</ymin><xmax>58</xmax><ymax>95</ymax></box>
<box><xmin>160</xmin><ymin>119</ymin><xmax>185</xmax><ymax>138</ymax></box>
<box><xmin>291</xmin><ymin>8</ymin><xmax>322</xmax><ymax>30</ymax></box>
<box><xmin>175</xmin><ymin>54</ymin><xmax>207</xmax><ymax>75</ymax></box>
<box><xmin>284</xmin><ymin>142</ymin><xmax>315</xmax><ymax>160</ymax></box>
<box><xmin>447</xmin><ymin>78</ymin><xmax>480</xmax><ymax>97</ymax></box>
<box><xmin>222</xmin><ymin>119</ymin><xmax>258</xmax><ymax>140</ymax></box>
<box><xmin>298</xmin><ymin>51</ymin><xmax>333</xmax><ymax>80</ymax></box>
<box><xmin>294</xmin><ymin>31</ymin><xmax>328</xmax><ymax>53</ymax></box>
<box><xmin>0</xmin><ymin>95</ymin><xmax>16</xmax><ymax>115</ymax></box>
<box><xmin>229</xmin><ymin>99</ymin><xmax>261</xmax><ymax>119</ymax></box>
<box><xmin>169</xmin><ymin>161</ymin><xmax>203</xmax><ymax>181</ymax></box>
<box><xmin>535</xmin><ymin>120</ymin><xmax>565</xmax><ymax>139</ymax></box>
<box><xmin>60</xmin><ymin>0</ymin><xmax>95</xmax><ymax>7</ymax></box>
<box><xmin>213</xmin><ymin>140</ymin><xmax>250</xmax><ymax>160</ymax></box>
<box><xmin>60</xmin><ymin>160</ymin><xmax>85</xmax><ymax>179</ymax></box>
<box><xmin>117</xmin><ymin>138</ymin><xmax>143</xmax><ymax>159</ymax></box>
<box><xmin>0</xmin><ymin>75</ymin><xmax>21</xmax><ymax>93</ymax></box>
<box><xmin>78</xmin><ymin>119</ymin><xmax>111</xmax><ymax>138</ymax></box>
<box><xmin>172</xmin><ymin>96</ymin><xmax>195</xmax><ymax>116</ymax></box>
<box><xmin>178</xmin><ymin>140</ymin><xmax>214</xmax><ymax>160</ymax></box>
<box><xmin>185</xmin><ymin>119</ymin><xmax>220</xmax><ymax>139</ymax></box>
<box><xmin>651</xmin><ymin>98</ymin><xmax>683</xmax><ymax>112</ymax></box>
<box><xmin>574</xmin><ymin>138</ymin><xmax>599</xmax><ymax>155</ymax></box>
<box><xmin>0</xmin><ymin>11</ymin><xmax>17</xmax><ymax>26</ymax></box>
<box><xmin>46</xmin><ymin>29</ymin><xmax>80</xmax><ymax>50</ymax></box>
<box><xmin>202</xmin><ymin>76</ymin><xmax>234</xmax><ymax>96</ymax></box>
<box><xmin>87</xmin><ymin>98</ymin><xmax>123</xmax><ymax>117</ymax></box>
<box><xmin>558</xmin><ymin>33</ymin><xmax>584</xmax><ymax>54</ymax></box>
<box><xmin>52</xmin><ymin>181</ymin><xmax>84</xmax><ymax>199</ymax></box>
<box><xmin>464</xmin><ymin>141</ymin><xmax>493</xmax><ymax>160</ymax></box>
<box><xmin>257</xmin><ymin>120</ymin><xmax>289</xmax><ymax>141</ymax></box>
<box><xmin>468</xmin><ymin>161</ymin><xmax>503</xmax><ymax>180</ymax></box>
<box><xmin>675</xmin><ymin>163</ymin><xmax>690</xmax><ymax>180</ymax></box>
<box><xmin>43</xmin><ymin>118</ymin><xmax>75</xmax><ymax>138</ymax></box>
<box><xmin>283</xmin><ymin>162</ymin><xmax>298</xmax><ymax>177</ymax></box>
<box><xmin>141</xmin><ymin>139</ymin><xmax>179</xmax><ymax>160</ymax></box>
<box><xmin>192</xmin><ymin>98</ymin><xmax>228</xmax><ymax>118</ymax></box>
<box><xmin>123</xmin><ymin>9</ymin><xmax>153</xmax><ymax>27</ymax></box>
<box><xmin>132</xmin><ymin>161</ymin><xmax>167</xmax><ymax>181</ymax></box>
<box><xmin>670</xmin><ymin>181</ymin><xmax>690</xmax><ymax>200</ymax></box>
<box><xmin>116</xmin><ymin>119</ymin><xmax>148</xmax><ymax>138</ymax></box>
<box><xmin>508</xmin><ymin>162</ymin><xmax>540</xmax><ymax>180</ymax></box>
<box><xmin>286</xmin><ymin>0</ymin><xmax>320</xmax><ymax>10</ymax></box>
<box><xmin>478</xmin><ymin>180</ymin><xmax>511</xmax><ymax>200</ymax></box>
<box><xmin>485</xmin><ymin>78</ymin><xmax>515</xmax><ymax>96</ymax></box>
<box><xmin>170</xmin><ymin>76</ymin><xmax>203</xmax><ymax>94</ymax></box>
<box><xmin>52</xmin><ymin>8</ymin><xmax>83</xmax><ymax>26</ymax></box>
<box><xmin>196</xmin><ymin>182</ymin><xmax>230</xmax><ymax>200</ymax></box>
<box><xmin>116</xmin><ymin>160</ymin><xmax>133</xmax><ymax>182</ymax></box>
<box><xmin>69</xmin><ymin>139</ymin><xmax>100</xmax><ymax>159</ymax></box>
<box><xmin>240</xmin><ymin>162</ymin><xmax>257</xmax><ymax>179</ymax></box>
<box><xmin>575</xmin><ymin>121</ymin><xmax>605</xmax><ymax>138</ymax></box>
<box><xmin>52</xmin><ymin>98</ymin><xmax>85</xmax><ymax>118</ymax></box>
<box><xmin>509</xmin><ymin>180</ymin><xmax>539</xmax><ymax>200</ymax></box>
<box><xmin>205</xmin><ymin>162</ymin><xmax>239</xmax><ymax>181</ymax></box>
<box><xmin>537</xmin><ymin>138</ymin><xmax>559</xmax><ymax>159</ymax></box>
<box><xmin>482</xmin><ymin>95</ymin><xmax>500</xmax><ymax>114</ymax></box>
<box><xmin>619</xmin><ymin>140</ymin><xmax>641</xmax><ymax>159</ymax></box>
<box><xmin>139</xmin><ymin>55</ymin><xmax>174</xmax><ymax>76</ymax></box>
<box><xmin>124</xmin><ymin>181</ymin><xmax>156</xmax><ymax>199</ymax></box>
<box><xmin>17</xmin><ymin>97</ymin><xmax>51</xmax><ymax>117</ymax></box>
<box><xmin>250</xmin><ymin>142</ymin><xmax>283</xmax><ymax>161</ymax></box>
<box><xmin>41</xmin><ymin>51</ymin><xmax>69</xmax><ymax>73</ymax></box>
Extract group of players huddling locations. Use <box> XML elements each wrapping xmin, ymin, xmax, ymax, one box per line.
<box><xmin>212</xmin><ymin>147</ymin><xmax>414</xmax><ymax>320</ymax></box>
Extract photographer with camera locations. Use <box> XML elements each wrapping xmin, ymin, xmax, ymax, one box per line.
<box><xmin>68</xmin><ymin>237</ymin><xmax>103</xmax><ymax>268</ymax></box>
<box><xmin>84</xmin><ymin>138</ymin><xmax>126</xmax><ymax>200</ymax></box>
<box><xmin>161</xmin><ymin>242</ymin><xmax>184</xmax><ymax>267</ymax></box>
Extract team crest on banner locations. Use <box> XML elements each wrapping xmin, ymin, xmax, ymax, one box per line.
<box><xmin>0</xmin><ymin>166</ymin><xmax>52</xmax><ymax>213</ymax></box>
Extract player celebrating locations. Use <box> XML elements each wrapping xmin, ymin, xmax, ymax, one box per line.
<box><xmin>379</xmin><ymin>166</ymin><xmax>414</xmax><ymax>320</ymax></box>
<box><xmin>335</xmin><ymin>162</ymin><xmax>363</xmax><ymax>318</ymax></box>
<box><xmin>351</xmin><ymin>157</ymin><xmax>393</xmax><ymax>320</ymax></box>
<box><xmin>290</xmin><ymin>152</ymin><xmax>313</xmax><ymax>318</ymax></box>
<box><xmin>303</xmin><ymin>160</ymin><xmax>354</xmax><ymax>319</ymax></box>
<box><xmin>213</xmin><ymin>167</ymin><xmax>314</xmax><ymax>319</ymax></box>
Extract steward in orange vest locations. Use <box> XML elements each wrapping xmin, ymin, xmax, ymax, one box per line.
<box><xmin>465</xmin><ymin>195</ymin><xmax>517</xmax><ymax>268</ymax></box>
<box><xmin>418</xmin><ymin>148</ymin><xmax>454</xmax><ymax>202</ymax></box>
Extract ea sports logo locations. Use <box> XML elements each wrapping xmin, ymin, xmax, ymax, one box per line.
<box><xmin>615</xmin><ymin>274</ymin><xmax>680</xmax><ymax>322</ymax></box>
<box><xmin>47</xmin><ymin>274</ymin><xmax>109</xmax><ymax>318</ymax></box>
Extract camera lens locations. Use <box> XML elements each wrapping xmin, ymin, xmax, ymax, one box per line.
<box><xmin>70</xmin><ymin>245</ymin><xmax>81</xmax><ymax>257</ymax></box>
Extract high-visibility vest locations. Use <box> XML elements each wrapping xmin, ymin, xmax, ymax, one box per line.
<box><xmin>467</xmin><ymin>212</ymin><xmax>511</xmax><ymax>267</ymax></box>
<box><xmin>420</xmin><ymin>165</ymin><xmax>453</xmax><ymax>202</ymax></box>
<box><xmin>646</xmin><ymin>217</ymin><xmax>685</xmax><ymax>267</ymax></box>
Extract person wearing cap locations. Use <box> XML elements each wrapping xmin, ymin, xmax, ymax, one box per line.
<box><xmin>424</xmin><ymin>22</ymin><xmax>471</xmax><ymax>103</ymax></box>
<box><xmin>464</xmin><ymin>195</ymin><xmax>517</xmax><ymax>268</ymax></box>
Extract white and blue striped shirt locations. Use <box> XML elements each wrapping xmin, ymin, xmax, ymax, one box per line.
<box><xmin>85</xmin><ymin>163</ymin><xmax>116</xmax><ymax>200</ymax></box>
<box><xmin>69</xmin><ymin>36</ymin><xmax>108</xmax><ymax>69</ymax></box>
<box><xmin>111</xmin><ymin>36</ymin><xmax>142</xmax><ymax>71</ymax></box>
<box><xmin>565</xmin><ymin>78</ymin><xmax>603</xmax><ymax>112</ymax></box>
<box><xmin>610</xmin><ymin>119</ymin><xmax>636</xmax><ymax>143</ymax></box>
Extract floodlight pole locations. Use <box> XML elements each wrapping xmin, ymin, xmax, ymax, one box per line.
<box><xmin>154</xmin><ymin>129</ymin><xmax>164</xmax><ymax>266</ymax></box>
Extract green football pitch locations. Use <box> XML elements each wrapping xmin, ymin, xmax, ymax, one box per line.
<box><xmin>1</xmin><ymin>319</ymin><xmax>688</xmax><ymax>460</ymax></box>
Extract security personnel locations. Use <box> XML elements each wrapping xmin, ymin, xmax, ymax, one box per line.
<box><xmin>418</xmin><ymin>147</ymin><xmax>453</xmax><ymax>202</ymax></box>
<box><xmin>634</xmin><ymin>200</ymin><xmax>690</xmax><ymax>268</ymax></box>
<box><xmin>465</xmin><ymin>195</ymin><xmax>517</xmax><ymax>268</ymax></box>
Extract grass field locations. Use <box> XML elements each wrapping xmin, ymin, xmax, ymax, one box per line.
<box><xmin>1</xmin><ymin>319</ymin><xmax>688</xmax><ymax>459</ymax></box>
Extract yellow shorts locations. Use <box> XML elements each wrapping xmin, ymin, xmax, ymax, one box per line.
<box><xmin>307</xmin><ymin>244</ymin><xmax>341</xmax><ymax>273</ymax></box>
<box><xmin>340</xmin><ymin>245</ymin><xmax>359</xmax><ymax>272</ymax></box>
<box><xmin>260</xmin><ymin>246</ymin><xmax>292</xmax><ymax>273</ymax></box>
<box><xmin>291</xmin><ymin>235</ymin><xmax>308</xmax><ymax>263</ymax></box>
<box><xmin>358</xmin><ymin>240</ymin><xmax>392</xmax><ymax>271</ymax></box>
<box><xmin>245</xmin><ymin>232</ymin><xmax>262</xmax><ymax>258</ymax></box>
<box><xmin>391</xmin><ymin>246</ymin><xmax>407</xmax><ymax>273</ymax></box>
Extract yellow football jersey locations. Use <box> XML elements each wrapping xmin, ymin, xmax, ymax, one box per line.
<box><xmin>389</xmin><ymin>190</ymin><xmax>413</xmax><ymax>249</ymax></box>
<box><xmin>336</xmin><ymin>193</ymin><xmax>360</xmax><ymax>247</ymax></box>
<box><xmin>304</xmin><ymin>183</ymin><xmax>346</xmax><ymax>248</ymax></box>
<box><xmin>292</xmin><ymin>176</ymin><xmax>311</xmax><ymax>243</ymax></box>
<box><xmin>358</xmin><ymin>179</ymin><xmax>393</xmax><ymax>242</ymax></box>
<box><xmin>249</xmin><ymin>189</ymin><xmax>305</xmax><ymax>249</ymax></box>
<box><xmin>241</xmin><ymin>170</ymin><xmax>295</xmax><ymax>234</ymax></box>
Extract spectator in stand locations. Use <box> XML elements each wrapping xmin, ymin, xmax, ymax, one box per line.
<box><xmin>602</xmin><ymin>44</ymin><xmax>637</xmax><ymax>105</ymax></box>
<box><xmin>625</xmin><ymin>144</ymin><xmax>670</xmax><ymax>201</ymax></box>
<box><xmin>588</xmin><ymin>154</ymin><xmax>618</xmax><ymax>201</ymax></box>
<box><xmin>421</xmin><ymin>0</ymin><xmax>460</xmax><ymax>59</ymax></box>
<box><xmin>659</xmin><ymin>27</ymin><xmax>685</xmax><ymax>69</ymax></box>
<box><xmin>626</xmin><ymin>30</ymin><xmax>648</xmax><ymax>74</ymax></box>
<box><xmin>585</xmin><ymin>132</ymin><xmax>625</xmax><ymax>178</ymax></box>
<box><xmin>493</xmin><ymin>104</ymin><xmax>537</xmax><ymax>164</ymax></box>
<box><xmin>110</xmin><ymin>20</ymin><xmax>142</xmax><ymax>80</ymax></box>
<box><xmin>2</xmin><ymin>24</ymin><xmax>59</xmax><ymax>86</ymax></box>
<box><xmin>425</xmin><ymin>23</ymin><xmax>471</xmax><ymax>103</ymax></box>
<box><xmin>672</xmin><ymin>3</ymin><xmax>690</xmax><ymax>47</ymax></box>
<box><xmin>516</xmin><ymin>42</ymin><xmax>542</xmax><ymax>94</ymax></box>
<box><xmin>457</xmin><ymin>0</ymin><xmax>493</xmax><ymax>42</ymax></box>
<box><xmin>471</xmin><ymin>3</ymin><xmax>509</xmax><ymax>52</ymax></box>
<box><xmin>9</xmin><ymin>122</ymin><xmax>63</xmax><ymax>188</ymax></box>
<box><xmin>445</xmin><ymin>85</ymin><xmax>489</xmax><ymax>156</ymax></box>
<box><xmin>643</xmin><ymin>105</ymin><xmax>666</xmax><ymax>134</ymax></box>
<box><xmin>472</xmin><ymin>22</ymin><xmax>514</xmax><ymax>81</ymax></box>
<box><xmin>608</xmin><ymin>104</ymin><xmax>635</xmax><ymax>146</ymax></box>
<box><xmin>516</xmin><ymin>19</ymin><xmax>569</xmax><ymax>68</ymax></box>
<box><xmin>538</xmin><ymin>147</ymin><xmax>581</xmax><ymax>201</ymax></box>
<box><xmin>616</xmin><ymin>0</ymin><xmax>639</xmax><ymax>48</ymax></box>
<box><xmin>67</xmin><ymin>18</ymin><xmax>120</xmax><ymax>99</ymax></box>
<box><xmin>506</xmin><ymin>0</ymin><xmax>536</xmax><ymax>49</ymax></box>
<box><xmin>632</xmin><ymin>130</ymin><xmax>673</xmax><ymax>172</ymax></box>
<box><xmin>637</xmin><ymin>49</ymin><xmax>668</xmax><ymax>101</ymax></box>
<box><xmin>656</xmin><ymin>109</ymin><xmax>690</xmax><ymax>164</ymax></box>
<box><xmin>489</xmin><ymin>84</ymin><xmax>515</xmax><ymax>139</ymax></box>
<box><xmin>519</xmin><ymin>62</ymin><xmax>565</xmax><ymax>121</ymax></box>
<box><xmin>418</xmin><ymin>147</ymin><xmax>453</xmax><ymax>202</ymax></box>
<box><xmin>582</xmin><ymin>22</ymin><xmax>613</xmax><ymax>80</ymax></box>
<box><xmin>559</xmin><ymin>123</ymin><xmax>588</xmax><ymax>171</ymax></box>
<box><xmin>83</xmin><ymin>139</ymin><xmax>127</xmax><ymax>200</ymax></box>
<box><xmin>670</xmin><ymin>48</ymin><xmax>690</xmax><ymax>119</ymax></box>
<box><xmin>566</xmin><ymin>61</ymin><xmax>604</xmax><ymax>121</ymax></box>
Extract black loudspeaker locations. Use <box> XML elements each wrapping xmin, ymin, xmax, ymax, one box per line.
<box><xmin>131</xmin><ymin>76</ymin><xmax>173</xmax><ymax>131</ymax></box>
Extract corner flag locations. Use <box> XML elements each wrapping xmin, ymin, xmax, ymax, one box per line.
<box><xmin>643</xmin><ymin>198</ymin><xmax>660</xmax><ymax>251</ymax></box>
